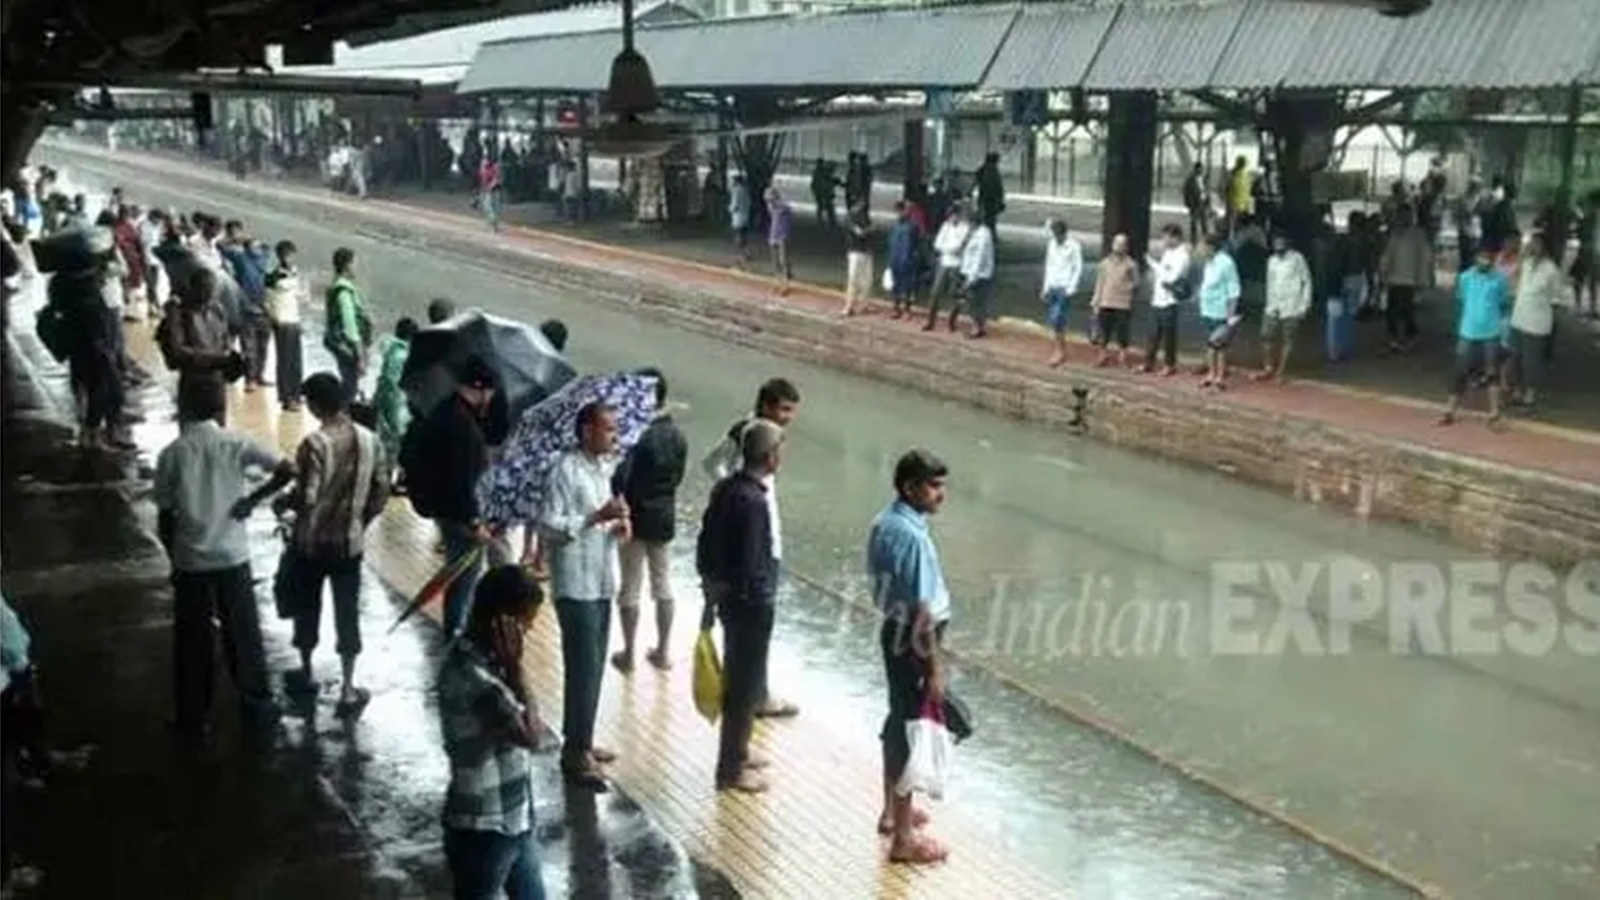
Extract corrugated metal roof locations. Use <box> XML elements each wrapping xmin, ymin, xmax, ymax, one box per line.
<box><xmin>459</xmin><ymin>4</ymin><xmax>1020</xmax><ymax>94</ymax></box>
<box><xmin>1278</xmin><ymin>1</ymin><xmax>1403</xmax><ymax>89</ymax></box>
<box><xmin>980</xmin><ymin>4</ymin><xmax>1117</xmax><ymax>91</ymax></box>
<box><xmin>1208</xmin><ymin>0</ymin><xmax>1316</xmax><ymax>89</ymax></box>
<box><xmin>1373</xmin><ymin>0</ymin><xmax>1519</xmax><ymax>88</ymax></box>
<box><xmin>1479</xmin><ymin>0</ymin><xmax>1600</xmax><ymax>88</ymax></box>
<box><xmin>1081</xmin><ymin>0</ymin><xmax>1248</xmax><ymax>92</ymax></box>
<box><xmin>332</xmin><ymin>1</ymin><xmax>697</xmax><ymax>70</ymax></box>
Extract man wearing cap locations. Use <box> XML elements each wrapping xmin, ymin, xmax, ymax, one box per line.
<box><xmin>697</xmin><ymin>419</ymin><xmax>784</xmax><ymax>794</ymax></box>
<box><xmin>406</xmin><ymin>355</ymin><xmax>502</xmax><ymax>636</ymax></box>
<box><xmin>867</xmin><ymin>449</ymin><xmax>953</xmax><ymax>866</ymax></box>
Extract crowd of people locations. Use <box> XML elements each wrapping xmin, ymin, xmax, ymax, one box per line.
<box><xmin>2</xmin><ymin>169</ymin><xmax>968</xmax><ymax>895</ymax></box>
<box><xmin>705</xmin><ymin>151</ymin><xmax>1582</xmax><ymax>425</ymax></box>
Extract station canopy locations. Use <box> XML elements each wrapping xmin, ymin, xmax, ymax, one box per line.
<box><xmin>455</xmin><ymin>0</ymin><xmax>1600</xmax><ymax>99</ymax></box>
<box><xmin>457</xmin><ymin>4</ymin><xmax>1019</xmax><ymax>95</ymax></box>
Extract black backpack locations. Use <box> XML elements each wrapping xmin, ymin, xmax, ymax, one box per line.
<box><xmin>398</xmin><ymin>417</ymin><xmax>439</xmax><ymax>518</ymax></box>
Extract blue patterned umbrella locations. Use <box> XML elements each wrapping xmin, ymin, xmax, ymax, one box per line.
<box><xmin>477</xmin><ymin>372</ymin><xmax>659</xmax><ymax>530</ymax></box>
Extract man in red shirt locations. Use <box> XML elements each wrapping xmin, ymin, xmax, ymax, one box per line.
<box><xmin>477</xmin><ymin>157</ymin><xmax>503</xmax><ymax>232</ymax></box>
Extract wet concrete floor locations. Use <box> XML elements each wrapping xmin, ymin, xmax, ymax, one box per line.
<box><xmin>25</xmin><ymin>152</ymin><xmax>1600</xmax><ymax>898</ymax></box>
<box><xmin>1</xmin><ymin>289</ymin><xmax>735</xmax><ymax>898</ymax></box>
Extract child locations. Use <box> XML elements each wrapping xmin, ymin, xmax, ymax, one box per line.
<box><xmin>264</xmin><ymin>240</ymin><xmax>307</xmax><ymax>411</ymax></box>
<box><xmin>374</xmin><ymin>317</ymin><xmax>416</xmax><ymax>474</ymax></box>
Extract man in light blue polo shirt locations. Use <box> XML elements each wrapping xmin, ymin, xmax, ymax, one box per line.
<box><xmin>867</xmin><ymin>449</ymin><xmax>952</xmax><ymax>867</ymax></box>
<box><xmin>1440</xmin><ymin>243</ymin><xmax>1509</xmax><ymax>426</ymax></box>
<box><xmin>1197</xmin><ymin>232</ymin><xmax>1241</xmax><ymax>388</ymax></box>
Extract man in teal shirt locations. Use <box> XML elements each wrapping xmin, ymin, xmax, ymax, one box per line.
<box><xmin>1440</xmin><ymin>244</ymin><xmax>1508</xmax><ymax>426</ymax></box>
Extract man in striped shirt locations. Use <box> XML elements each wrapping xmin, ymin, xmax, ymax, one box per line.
<box><xmin>279</xmin><ymin>373</ymin><xmax>389</xmax><ymax>713</ymax></box>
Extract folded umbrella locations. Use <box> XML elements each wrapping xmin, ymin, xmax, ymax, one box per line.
<box><xmin>400</xmin><ymin>309</ymin><xmax>577</xmax><ymax>432</ymax></box>
<box><xmin>477</xmin><ymin>371</ymin><xmax>659</xmax><ymax>530</ymax></box>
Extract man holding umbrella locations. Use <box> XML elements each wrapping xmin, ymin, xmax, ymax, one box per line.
<box><xmin>402</xmin><ymin>355</ymin><xmax>503</xmax><ymax>636</ymax></box>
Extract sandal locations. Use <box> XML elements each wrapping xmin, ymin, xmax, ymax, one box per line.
<box><xmin>888</xmin><ymin>833</ymin><xmax>949</xmax><ymax>866</ymax></box>
<box><xmin>754</xmin><ymin>699</ymin><xmax>800</xmax><ymax>719</ymax></box>
<box><xmin>590</xmin><ymin>746</ymin><xmax>618</xmax><ymax>764</ymax></box>
<box><xmin>335</xmin><ymin>687</ymin><xmax>371</xmax><ymax>716</ymax></box>
<box><xmin>646</xmin><ymin>648</ymin><xmax>673</xmax><ymax>671</ymax></box>
<box><xmin>877</xmin><ymin>807</ymin><xmax>931</xmax><ymax>836</ymax></box>
<box><xmin>609</xmin><ymin>651</ymin><xmax>634</xmax><ymax>674</ymax></box>
<box><xmin>715</xmin><ymin>770</ymin><xmax>769</xmax><ymax>794</ymax></box>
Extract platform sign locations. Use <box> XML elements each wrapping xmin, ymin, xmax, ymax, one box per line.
<box><xmin>1007</xmin><ymin>91</ymin><xmax>1048</xmax><ymax>128</ymax></box>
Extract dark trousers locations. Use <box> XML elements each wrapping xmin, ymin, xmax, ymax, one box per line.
<box><xmin>273</xmin><ymin>323</ymin><xmax>303</xmax><ymax>407</ymax></box>
<box><xmin>333</xmin><ymin>348</ymin><xmax>361</xmax><ymax>404</ymax></box>
<box><xmin>172</xmin><ymin>564</ymin><xmax>271</xmax><ymax>728</ymax></box>
<box><xmin>1385</xmin><ymin>285</ymin><xmax>1420</xmax><ymax>344</ymax></box>
<box><xmin>555</xmin><ymin>599</ymin><xmax>611</xmax><ymax>767</ymax></box>
<box><xmin>239</xmin><ymin>315</ymin><xmax>272</xmax><ymax>385</ymax></box>
<box><xmin>879</xmin><ymin>617</ymin><xmax>945</xmax><ymax>782</ymax></box>
<box><xmin>717</xmin><ymin>603</ymin><xmax>775</xmax><ymax>782</ymax></box>
<box><xmin>1145</xmin><ymin>304</ymin><xmax>1180</xmax><ymax>369</ymax></box>
<box><xmin>291</xmin><ymin>554</ymin><xmax>363</xmax><ymax>658</ymax></box>
<box><xmin>70</xmin><ymin>348</ymin><xmax>122</xmax><ymax>430</ymax></box>
<box><xmin>925</xmin><ymin>266</ymin><xmax>961</xmax><ymax>326</ymax></box>
<box><xmin>444</xmin><ymin>828</ymin><xmax>545</xmax><ymax>900</ymax></box>
<box><xmin>178</xmin><ymin>372</ymin><xmax>227</xmax><ymax>426</ymax></box>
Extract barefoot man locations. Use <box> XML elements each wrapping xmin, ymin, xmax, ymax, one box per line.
<box><xmin>868</xmin><ymin>449</ymin><xmax>953</xmax><ymax>865</ymax></box>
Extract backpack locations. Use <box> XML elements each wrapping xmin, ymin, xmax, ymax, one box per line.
<box><xmin>153</xmin><ymin>301</ymin><xmax>184</xmax><ymax>370</ymax></box>
<box><xmin>398</xmin><ymin>416</ymin><xmax>440</xmax><ymax>518</ymax></box>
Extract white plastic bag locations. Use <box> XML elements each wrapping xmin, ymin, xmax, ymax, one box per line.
<box><xmin>881</xmin><ymin>267</ymin><xmax>895</xmax><ymax>294</ymax></box>
<box><xmin>895</xmin><ymin>704</ymin><xmax>951</xmax><ymax>800</ymax></box>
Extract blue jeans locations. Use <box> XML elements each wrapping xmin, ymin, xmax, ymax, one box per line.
<box><xmin>440</xmin><ymin>520</ymin><xmax>487</xmax><ymax>637</ymax></box>
<box><xmin>443</xmin><ymin>828</ymin><xmax>545</xmax><ymax>900</ymax></box>
<box><xmin>1044</xmin><ymin>288</ymin><xmax>1071</xmax><ymax>335</ymax></box>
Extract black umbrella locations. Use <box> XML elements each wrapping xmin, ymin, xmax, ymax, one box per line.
<box><xmin>153</xmin><ymin>243</ymin><xmax>244</xmax><ymax>326</ymax></box>
<box><xmin>399</xmin><ymin>309</ymin><xmax>577</xmax><ymax>436</ymax></box>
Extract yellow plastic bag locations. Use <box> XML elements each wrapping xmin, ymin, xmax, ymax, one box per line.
<box><xmin>692</xmin><ymin>629</ymin><xmax>724</xmax><ymax>724</ymax></box>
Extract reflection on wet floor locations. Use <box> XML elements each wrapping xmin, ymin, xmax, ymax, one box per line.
<box><xmin>27</xmin><ymin>153</ymin><xmax>1599</xmax><ymax>898</ymax></box>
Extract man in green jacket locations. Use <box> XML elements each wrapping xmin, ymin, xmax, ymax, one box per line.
<box><xmin>325</xmin><ymin>247</ymin><xmax>372</xmax><ymax>403</ymax></box>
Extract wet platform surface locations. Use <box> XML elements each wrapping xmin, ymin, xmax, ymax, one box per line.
<box><xmin>1</xmin><ymin>291</ymin><xmax>728</xmax><ymax>898</ymax></box>
<box><xmin>19</xmin><ymin>145</ymin><xmax>1600</xmax><ymax>898</ymax></box>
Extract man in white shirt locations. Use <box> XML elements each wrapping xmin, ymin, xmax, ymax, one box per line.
<box><xmin>539</xmin><ymin>401</ymin><xmax>628</xmax><ymax>790</ymax></box>
<box><xmin>1258</xmin><ymin>233</ymin><xmax>1313</xmax><ymax>384</ymax></box>
<box><xmin>957</xmin><ymin>207</ymin><xmax>996</xmax><ymax>339</ymax></box>
<box><xmin>924</xmin><ymin>205</ymin><xmax>971</xmax><ymax>332</ymax></box>
<box><xmin>700</xmin><ymin>377</ymin><xmax>801</xmax><ymax>720</ymax></box>
<box><xmin>1041</xmin><ymin>219</ymin><xmax>1084</xmax><ymax>366</ymax></box>
<box><xmin>153</xmin><ymin>377</ymin><xmax>294</xmax><ymax>737</ymax></box>
<box><xmin>1143</xmin><ymin>224</ymin><xmax>1191</xmax><ymax>376</ymax></box>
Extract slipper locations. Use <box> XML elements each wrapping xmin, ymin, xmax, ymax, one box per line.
<box><xmin>646</xmin><ymin>648</ymin><xmax>672</xmax><ymax>671</ymax></box>
<box><xmin>590</xmin><ymin>746</ymin><xmax>618</xmax><ymax>764</ymax></box>
<box><xmin>888</xmin><ymin>833</ymin><xmax>949</xmax><ymax>866</ymax></box>
<box><xmin>742</xmin><ymin>753</ymin><xmax>771</xmax><ymax>770</ymax></box>
<box><xmin>609</xmin><ymin>652</ymin><xmax>634</xmax><ymax>674</ymax></box>
<box><xmin>754</xmin><ymin>699</ymin><xmax>799</xmax><ymax>719</ymax></box>
<box><xmin>877</xmin><ymin>807</ymin><xmax>931</xmax><ymax>835</ymax></box>
<box><xmin>715</xmin><ymin>771</ymin><xmax>769</xmax><ymax>794</ymax></box>
<box><xmin>335</xmin><ymin>687</ymin><xmax>371</xmax><ymax>716</ymax></box>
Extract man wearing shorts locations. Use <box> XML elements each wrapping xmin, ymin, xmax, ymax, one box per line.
<box><xmin>1040</xmin><ymin>219</ymin><xmax>1083</xmax><ymax>367</ymax></box>
<box><xmin>1257</xmin><ymin>233</ymin><xmax>1312</xmax><ymax>384</ymax></box>
<box><xmin>1440</xmin><ymin>244</ymin><xmax>1509</xmax><ymax>427</ymax></box>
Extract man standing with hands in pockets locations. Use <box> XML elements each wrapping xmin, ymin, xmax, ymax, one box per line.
<box><xmin>868</xmin><ymin>449</ymin><xmax>953</xmax><ymax>866</ymax></box>
<box><xmin>539</xmin><ymin>402</ymin><xmax>628</xmax><ymax>791</ymax></box>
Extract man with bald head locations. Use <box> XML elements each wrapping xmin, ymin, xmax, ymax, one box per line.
<box><xmin>697</xmin><ymin>419</ymin><xmax>784</xmax><ymax>794</ymax></box>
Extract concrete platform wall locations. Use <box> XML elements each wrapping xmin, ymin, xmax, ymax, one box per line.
<box><xmin>418</xmin><ymin>227</ymin><xmax>1600</xmax><ymax>568</ymax></box>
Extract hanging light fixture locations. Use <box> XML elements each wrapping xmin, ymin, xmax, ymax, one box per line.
<box><xmin>603</xmin><ymin>0</ymin><xmax>659</xmax><ymax>117</ymax></box>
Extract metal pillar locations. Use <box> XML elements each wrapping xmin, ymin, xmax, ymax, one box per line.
<box><xmin>1101</xmin><ymin>91</ymin><xmax>1158</xmax><ymax>261</ymax></box>
<box><xmin>902</xmin><ymin>117</ymin><xmax>926</xmax><ymax>196</ymax></box>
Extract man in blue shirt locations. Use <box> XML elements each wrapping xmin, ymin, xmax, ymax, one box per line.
<box><xmin>1440</xmin><ymin>244</ymin><xmax>1508</xmax><ymax>426</ymax></box>
<box><xmin>866</xmin><ymin>449</ymin><xmax>952</xmax><ymax>866</ymax></box>
<box><xmin>219</xmin><ymin>220</ymin><xmax>272</xmax><ymax>391</ymax></box>
<box><xmin>1196</xmin><ymin>232</ymin><xmax>1242</xmax><ymax>389</ymax></box>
